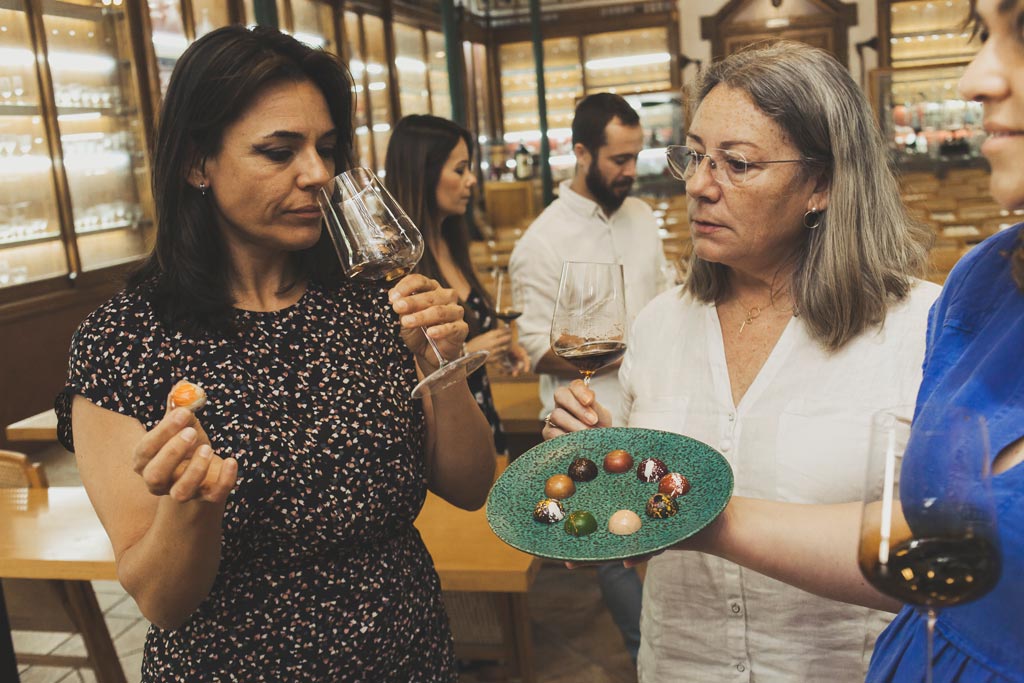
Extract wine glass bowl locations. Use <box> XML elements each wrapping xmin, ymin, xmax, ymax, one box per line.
<box><xmin>858</xmin><ymin>407</ymin><xmax>1000</xmax><ymax>683</ymax></box>
<box><xmin>550</xmin><ymin>261</ymin><xmax>628</xmax><ymax>387</ymax></box>
<box><xmin>318</xmin><ymin>167</ymin><xmax>488</xmax><ymax>398</ymax></box>
<box><xmin>494</xmin><ymin>268</ymin><xmax>524</xmax><ymax>371</ymax></box>
<box><xmin>318</xmin><ymin>168</ymin><xmax>422</xmax><ymax>282</ymax></box>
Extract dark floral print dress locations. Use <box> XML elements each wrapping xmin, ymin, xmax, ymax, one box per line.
<box><xmin>55</xmin><ymin>279</ymin><xmax>456</xmax><ymax>682</ymax></box>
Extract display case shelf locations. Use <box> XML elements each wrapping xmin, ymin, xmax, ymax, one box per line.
<box><xmin>877</xmin><ymin>0</ymin><xmax>981</xmax><ymax>173</ymax></box>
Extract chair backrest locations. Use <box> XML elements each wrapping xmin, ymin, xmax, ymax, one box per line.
<box><xmin>0</xmin><ymin>449</ymin><xmax>48</xmax><ymax>488</ymax></box>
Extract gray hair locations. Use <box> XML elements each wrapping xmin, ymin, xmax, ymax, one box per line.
<box><xmin>684</xmin><ymin>41</ymin><xmax>932</xmax><ymax>351</ymax></box>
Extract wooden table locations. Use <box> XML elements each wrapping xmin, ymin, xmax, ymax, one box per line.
<box><xmin>1</xmin><ymin>482</ymin><xmax>540</xmax><ymax>682</ymax></box>
<box><xmin>0</xmin><ymin>487</ymin><xmax>119</xmax><ymax>682</ymax></box>
<box><xmin>5</xmin><ymin>409</ymin><xmax>58</xmax><ymax>442</ymax></box>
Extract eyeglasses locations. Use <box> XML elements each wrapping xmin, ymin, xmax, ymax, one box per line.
<box><xmin>665</xmin><ymin>145</ymin><xmax>810</xmax><ymax>187</ymax></box>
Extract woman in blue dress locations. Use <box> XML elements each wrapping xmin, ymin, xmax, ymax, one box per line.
<box><xmin>546</xmin><ymin>0</ymin><xmax>1023</xmax><ymax>678</ymax></box>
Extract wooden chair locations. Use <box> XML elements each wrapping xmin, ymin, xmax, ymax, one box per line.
<box><xmin>0</xmin><ymin>450</ymin><xmax>126</xmax><ymax>683</ymax></box>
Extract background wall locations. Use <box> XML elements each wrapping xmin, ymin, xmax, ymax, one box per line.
<box><xmin>677</xmin><ymin>0</ymin><xmax>879</xmax><ymax>88</ymax></box>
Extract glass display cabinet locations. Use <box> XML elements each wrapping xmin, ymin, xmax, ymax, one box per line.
<box><xmin>426</xmin><ymin>29</ymin><xmax>450</xmax><ymax>121</ymax></box>
<box><xmin>0</xmin><ymin>0</ymin><xmax>67</xmax><ymax>288</ymax></box>
<box><xmin>876</xmin><ymin>0</ymin><xmax>982</xmax><ymax>170</ymax></box>
<box><xmin>499</xmin><ymin>38</ymin><xmax>582</xmax><ymax>158</ymax></box>
<box><xmin>42</xmin><ymin>0</ymin><xmax>154</xmax><ymax>273</ymax></box>
<box><xmin>342</xmin><ymin>10</ymin><xmax>373</xmax><ymax>171</ymax></box>
<box><xmin>394</xmin><ymin>22</ymin><xmax>429</xmax><ymax>117</ymax></box>
<box><xmin>582</xmin><ymin>27</ymin><xmax>671</xmax><ymax>96</ymax></box>
<box><xmin>0</xmin><ymin>0</ymin><xmax>155</xmax><ymax>296</ymax></box>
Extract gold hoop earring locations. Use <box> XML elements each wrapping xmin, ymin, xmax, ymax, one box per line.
<box><xmin>803</xmin><ymin>207</ymin><xmax>822</xmax><ymax>229</ymax></box>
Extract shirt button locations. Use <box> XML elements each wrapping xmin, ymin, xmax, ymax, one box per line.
<box><xmin>720</xmin><ymin>438</ymin><xmax>733</xmax><ymax>452</ymax></box>
<box><xmin>736</xmin><ymin>664</ymin><xmax>746</xmax><ymax>672</ymax></box>
<box><xmin>731</xmin><ymin>603</ymin><xmax>741</xmax><ymax>614</ymax></box>
<box><xmin>728</xmin><ymin>413</ymin><xmax>736</xmax><ymax>422</ymax></box>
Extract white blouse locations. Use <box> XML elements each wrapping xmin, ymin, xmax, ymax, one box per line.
<box><xmin>622</xmin><ymin>282</ymin><xmax>940</xmax><ymax>682</ymax></box>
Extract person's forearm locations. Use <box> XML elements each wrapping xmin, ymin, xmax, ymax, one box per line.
<box><xmin>691</xmin><ymin>497</ymin><xmax>902</xmax><ymax>612</ymax></box>
<box><xmin>117</xmin><ymin>496</ymin><xmax>227</xmax><ymax>629</ymax></box>
<box><xmin>426</xmin><ymin>382</ymin><xmax>496</xmax><ymax>510</ymax></box>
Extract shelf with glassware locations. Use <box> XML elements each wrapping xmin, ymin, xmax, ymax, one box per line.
<box><xmin>871</xmin><ymin>64</ymin><xmax>987</xmax><ymax>174</ymax></box>
<box><xmin>883</xmin><ymin>0</ymin><xmax>976</xmax><ymax>68</ymax></box>
<box><xmin>498</xmin><ymin>38</ymin><xmax>582</xmax><ymax>164</ymax></box>
<box><xmin>0</xmin><ymin>0</ymin><xmax>156</xmax><ymax>296</ymax></box>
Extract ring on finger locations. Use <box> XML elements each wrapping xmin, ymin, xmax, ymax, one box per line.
<box><xmin>544</xmin><ymin>413</ymin><xmax>555</xmax><ymax>429</ymax></box>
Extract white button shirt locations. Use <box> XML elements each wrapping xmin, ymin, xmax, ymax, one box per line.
<box><xmin>509</xmin><ymin>180</ymin><xmax>668</xmax><ymax>424</ymax></box>
<box><xmin>624</xmin><ymin>282</ymin><xmax>940</xmax><ymax>682</ymax></box>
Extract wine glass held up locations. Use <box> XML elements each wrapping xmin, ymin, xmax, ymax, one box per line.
<box><xmin>858</xmin><ymin>407</ymin><xmax>1001</xmax><ymax>683</ymax></box>
<box><xmin>318</xmin><ymin>167</ymin><xmax>489</xmax><ymax>398</ymax></box>
<box><xmin>550</xmin><ymin>261</ymin><xmax>628</xmax><ymax>387</ymax></box>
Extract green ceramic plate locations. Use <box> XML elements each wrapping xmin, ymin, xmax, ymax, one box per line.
<box><xmin>486</xmin><ymin>428</ymin><xmax>734</xmax><ymax>562</ymax></box>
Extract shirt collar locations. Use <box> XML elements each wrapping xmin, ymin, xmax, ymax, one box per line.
<box><xmin>558</xmin><ymin>179</ymin><xmax>614</xmax><ymax>222</ymax></box>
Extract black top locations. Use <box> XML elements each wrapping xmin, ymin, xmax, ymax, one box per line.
<box><xmin>462</xmin><ymin>288</ymin><xmax>507</xmax><ymax>454</ymax></box>
<box><xmin>56</xmin><ymin>279</ymin><xmax>456</xmax><ymax>682</ymax></box>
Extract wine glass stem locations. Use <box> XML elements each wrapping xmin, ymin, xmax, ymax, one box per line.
<box><xmin>925</xmin><ymin>608</ymin><xmax>937</xmax><ymax>683</ymax></box>
<box><xmin>421</xmin><ymin>327</ymin><xmax>448</xmax><ymax>368</ymax></box>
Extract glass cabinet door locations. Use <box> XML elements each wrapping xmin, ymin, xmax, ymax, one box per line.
<box><xmin>343</xmin><ymin>11</ymin><xmax>371</xmax><ymax>169</ymax></box>
<box><xmin>583</xmin><ymin>28</ymin><xmax>671</xmax><ymax>96</ymax></box>
<box><xmin>394</xmin><ymin>23</ymin><xmax>428</xmax><ymax>117</ymax></box>
<box><xmin>499</xmin><ymin>38</ymin><xmax>581</xmax><ymax>157</ymax></box>
<box><xmin>362</xmin><ymin>13</ymin><xmax>391</xmax><ymax>176</ymax></box>
<box><xmin>426</xmin><ymin>29</ymin><xmax>450</xmax><ymax>121</ymax></box>
<box><xmin>889</xmin><ymin>0</ymin><xmax>975</xmax><ymax>67</ymax></box>
<box><xmin>146</xmin><ymin>0</ymin><xmax>187</xmax><ymax>96</ymax></box>
<box><xmin>290</xmin><ymin>0</ymin><xmax>335</xmax><ymax>54</ymax></box>
<box><xmin>0</xmin><ymin>0</ymin><xmax>68</xmax><ymax>287</ymax></box>
<box><xmin>191</xmin><ymin>0</ymin><xmax>231</xmax><ymax>39</ymax></box>
<box><xmin>42</xmin><ymin>0</ymin><xmax>153</xmax><ymax>272</ymax></box>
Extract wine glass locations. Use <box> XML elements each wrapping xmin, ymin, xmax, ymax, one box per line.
<box><xmin>493</xmin><ymin>267</ymin><xmax>523</xmax><ymax>372</ymax></box>
<box><xmin>549</xmin><ymin>261</ymin><xmax>627</xmax><ymax>387</ymax></box>
<box><xmin>318</xmin><ymin>167</ymin><xmax>489</xmax><ymax>398</ymax></box>
<box><xmin>858</xmin><ymin>406</ymin><xmax>1001</xmax><ymax>683</ymax></box>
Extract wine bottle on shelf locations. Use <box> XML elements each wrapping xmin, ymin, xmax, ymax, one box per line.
<box><xmin>514</xmin><ymin>141</ymin><xmax>533</xmax><ymax>181</ymax></box>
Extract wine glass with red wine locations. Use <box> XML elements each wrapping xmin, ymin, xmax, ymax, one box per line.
<box><xmin>494</xmin><ymin>268</ymin><xmax>523</xmax><ymax>371</ymax></box>
<box><xmin>858</xmin><ymin>407</ymin><xmax>1000</xmax><ymax>683</ymax></box>
<box><xmin>549</xmin><ymin>261</ymin><xmax>627</xmax><ymax>387</ymax></box>
<box><xmin>318</xmin><ymin>167</ymin><xmax>489</xmax><ymax>398</ymax></box>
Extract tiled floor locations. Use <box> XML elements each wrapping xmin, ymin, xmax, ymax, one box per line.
<box><xmin>8</xmin><ymin>444</ymin><xmax>637</xmax><ymax>682</ymax></box>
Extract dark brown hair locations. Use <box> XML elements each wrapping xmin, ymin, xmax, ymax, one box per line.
<box><xmin>129</xmin><ymin>25</ymin><xmax>355</xmax><ymax>336</ymax></box>
<box><xmin>384</xmin><ymin>114</ymin><xmax>491</xmax><ymax>307</ymax></box>
<box><xmin>571</xmin><ymin>92</ymin><xmax>641</xmax><ymax>154</ymax></box>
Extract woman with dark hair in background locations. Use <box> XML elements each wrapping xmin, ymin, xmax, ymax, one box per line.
<box><xmin>385</xmin><ymin>114</ymin><xmax>529</xmax><ymax>454</ymax></box>
<box><xmin>55</xmin><ymin>26</ymin><xmax>495</xmax><ymax>681</ymax></box>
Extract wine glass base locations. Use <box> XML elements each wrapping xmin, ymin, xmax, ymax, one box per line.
<box><xmin>411</xmin><ymin>350</ymin><xmax>489</xmax><ymax>399</ymax></box>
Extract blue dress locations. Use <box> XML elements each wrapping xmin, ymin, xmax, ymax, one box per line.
<box><xmin>867</xmin><ymin>224</ymin><xmax>1024</xmax><ymax>683</ymax></box>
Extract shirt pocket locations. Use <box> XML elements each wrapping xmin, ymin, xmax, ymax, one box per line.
<box><xmin>775</xmin><ymin>399</ymin><xmax>874</xmax><ymax>503</ymax></box>
<box><xmin>627</xmin><ymin>396</ymin><xmax>689</xmax><ymax>434</ymax></box>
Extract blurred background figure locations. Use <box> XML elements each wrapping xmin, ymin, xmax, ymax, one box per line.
<box><xmin>385</xmin><ymin>114</ymin><xmax>530</xmax><ymax>456</ymax></box>
<box><xmin>511</xmin><ymin>93</ymin><xmax>669</xmax><ymax>663</ymax></box>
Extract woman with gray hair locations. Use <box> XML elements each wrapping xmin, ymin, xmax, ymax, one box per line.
<box><xmin>544</xmin><ymin>41</ymin><xmax>939</xmax><ymax>681</ymax></box>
